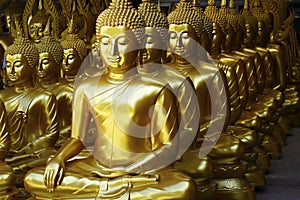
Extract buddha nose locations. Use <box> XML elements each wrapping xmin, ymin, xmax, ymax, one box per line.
<box><xmin>177</xmin><ymin>35</ymin><xmax>184</xmax><ymax>48</ymax></box>
<box><xmin>112</xmin><ymin>41</ymin><xmax>119</xmax><ymax>56</ymax></box>
<box><xmin>38</xmin><ymin>62</ymin><xmax>43</xmax><ymax>71</ymax></box>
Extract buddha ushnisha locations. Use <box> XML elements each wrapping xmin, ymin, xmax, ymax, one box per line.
<box><xmin>1</xmin><ymin>26</ymin><xmax>58</xmax><ymax>181</ymax></box>
<box><xmin>24</xmin><ymin>0</ymin><xmax>196</xmax><ymax>199</ymax></box>
<box><xmin>36</xmin><ymin>20</ymin><xmax>73</xmax><ymax>147</ymax></box>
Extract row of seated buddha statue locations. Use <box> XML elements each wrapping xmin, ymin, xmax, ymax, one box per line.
<box><xmin>0</xmin><ymin>0</ymin><xmax>299</xmax><ymax>199</ymax></box>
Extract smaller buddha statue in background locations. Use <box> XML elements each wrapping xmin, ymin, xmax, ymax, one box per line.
<box><xmin>61</xmin><ymin>17</ymin><xmax>88</xmax><ymax>86</ymax></box>
<box><xmin>0</xmin><ymin>100</ymin><xmax>19</xmax><ymax>199</ymax></box>
<box><xmin>27</xmin><ymin>0</ymin><xmax>50</xmax><ymax>44</ymax></box>
<box><xmin>167</xmin><ymin>1</ymin><xmax>255</xmax><ymax>199</ymax></box>
<box><xmin>36</xmin><ymin>19</ymin><xmax>73</xmax><ymax>147</ymax></box>
<box><xmin>24</xmin><ymin>1</ymin><xmax>196</xmax><ymax>199</ymax></box>
<box><xmin>1</xmin><ymin>23</ymin><xmax>58</xmax><ymax>182</ymax></box>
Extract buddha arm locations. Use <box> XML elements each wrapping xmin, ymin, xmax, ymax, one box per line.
<box><xmin>44</xmin><ymin>87</ymin><xmax>89</xmax><ymax>192</ymax></box>
<box><xmin>0</xmin><ymin>101</ymin><xmax>9</xmax><ymax>160</ymax></box>
<box><xmin>200</xmin><ymin>68</ymin><xmax>230</xmax><ymax>136</ymax></box>
<box><xmin>126</xmin><ymin>86</ymin><xmax>180</xmax><ymax>173</ymax></box>
<box><xmin>177</xmin><ymin>79</ymin><xmax>199</xmax><ymax>150</ymax></box>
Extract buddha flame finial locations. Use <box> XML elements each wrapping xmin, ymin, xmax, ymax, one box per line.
<box><xmin>68</xmin><ymin>15</ymin><xmax>76</xmax><ymax>34</ymax></box>
<box><xmin>158</xmin><ymin>0</ymin><xmax>161</xmax><ymax>12</ymax></box>
<box><xmin>254</xmin><ymin>0</ymin><xmax>261</xmax><ymax>7</ymax></box>
<box><xmin>244</xmin><ymin>0</ymin><xmax>249</xmax><ymax>10</ymax></box>
<box><xmin>207</xmin><ymin>0</ymin><xmax>216</xmax><ymax>6</ymax></box>
<box><xmin>193</xmin><ymin>0</ymin><xmax>200</xmax><ymax>7</ymax></box>
<box><xmin>229</xmin><ymin>0</ymin><xmax>236</xmax><ymax>8</ymax></box>
<box><xmin>15</xmin><ymin>17</ymin><xmax>23</xmax><ymax>37</ymax></box>
<box><xmin>38</xmin><ymin>0</ymin><xmax>43</xmax><ymax>11</ymax></box>
<box><xmin>221</xmin><ymin>0</ymin><xmax>227</xmax><ymax>7</ymax></box>
<box><xmin>43</xmin><ymin>18</ymin><xmax>51</xmax><ymax>36</ymax></box>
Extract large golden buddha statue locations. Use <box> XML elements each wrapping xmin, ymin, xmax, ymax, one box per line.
<box><xmin>0</xmin><ymin>100</ymin><xmax>19</xmax><ymax>199</ymax></box>
<box><xmin>24</xmin><ymin>0</ymin><xmax>196</xmax><ymax>199</ymax></box>
<box><xmin>0</xmin><ymin>25</ymin><xmax>58</xmax><ymax>182</ymax></box>
<box><xmin>36</xmin><ymin>20</ymin><xmax>73</xmax><ymax>147</ymax></box>
<box><xmin>61</xmin><ymin>17</ymin><xmax>88</xmax><ymax>86</ymax></box>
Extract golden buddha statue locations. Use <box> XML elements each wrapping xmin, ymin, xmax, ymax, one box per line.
<box><xmin>61</xmin><ymin>17</ymin><xmax>87</xmax><ymax>86</ymax></box>
<box><xmin>36</xmin><ymin>20</ymin><xmax>73</xmax><ymax>147</ymax></box>
<box><xmin>167</xmin><ymin>1</ymin><xmax>256</xmax><ymax>199</ymax></box>
<box><xmin>0</xmin><ymin>100</ymin><xmax>19</xmax><ymax>199</ymax></box>
<box><xmin>138</xmin><ymin>1</ymin><xmax>213</xmax><ymax>199</ymax></box>
<box><xmin>200</xmin><ymin>0</ymin><xmax>266</xmax><ymax>186</ymax></box>
<box><xmin>258</xmin><ymin>0</ymin><xmax>300</xmax><ymax>127</ymax></box>
<box><xmin>204</xmin><ymin>0</ymin><xmax>278</xmax><ymax>167</ymax></box>
<box><xmin>0</xmin><ymin>24</ymin><xmax>58</xmax><ymax>183</ymax></box>
<box><xmin>24</xmin><ymin>1</ymin><xmax>196</xmax><ymax>199</ymax></box>
<box><xmin>1</xmin><ymin>0</ymin><xmax>25</xmax><ymax>89</ymax></box>
<box><xmin>24</xmin><ymin>0</ymin><xmax>50</xmax><ymax>44</ymax></box>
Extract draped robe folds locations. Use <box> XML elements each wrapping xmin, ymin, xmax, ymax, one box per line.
<box><xmin>0</xmin><ymin>87</ymin><xmax>58</xmax><ymax>169</ymax></box>
<box><xmin>0</xmin><ymin>100</ymin><xmax>15</xmax><ymax>193</ymax></box>
<box><xmin>24</xmin><ymin>73</ymin><xmax>197</xmax><ymax>200</ymax></box>
<box><xmin>41</xmin><ymin>83</ymin><xmax>73</xmax><ymax>146</ymax></box>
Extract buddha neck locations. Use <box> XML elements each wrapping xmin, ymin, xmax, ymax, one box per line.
<box><xmin>39</xmin><ymin>76</ymin><xmax>59</xmax><ymax>86</ymax></box>
<box><xmin>174</xmin><ymin>55</ymin><xmax>195</xmax><ymax>66</ymax></box>
<box><xmin>14</xmin><ymin>80</ymin><xmax>33</xmax><ymax>93</ymax></box>
<box><xmin>64</xmin><ymin>75</ymin><xmax>77</xmax><ymax>83</ymax></box>
<box><xmin>107</xmin><ymin>65</ymin><xmax>138</xmax><ymax>82</ymax></box>
<box><xmin>138</xmin><ymin>62</ymin><xmax>163</xmax><ymax>74</ymax></box>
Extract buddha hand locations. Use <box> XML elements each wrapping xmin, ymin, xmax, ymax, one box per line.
<box><xmin>44</xmin><ymin>157</ymin><xmax>65</xmax><ymax>193</ymax></box>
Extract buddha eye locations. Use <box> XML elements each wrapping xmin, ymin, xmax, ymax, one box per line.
<box><xmin>101</xmin><ymin>38</ymin><xmax>110</xmax><ymax>46</ymax></box>
<box><xmin>118</xmin><ymin>37</ymin><xmax>129</xmax><ymax>45</ymax></box>
<box><xmin>6</xmin><ymin>61</ymin><xmax>11</xmax><ymax>68</ymax></box>
<box><xmin>169</xmin><ymin>32</ymin><xmax>177</xmax><ymax>39</ymax></box>
<box><xmin>14</xmin><ymin>61</ymin><xmax>22</xmax><ymax>68</ymax></box>
<box><xmin>42</xmin><ymin>59</ymin><xmax>49</xmax><ymax>65</ymax></box>
<box><xmin>182</xmin><ymin>32</ymin><xmax>189</xmax><ymax>39</ymax></box>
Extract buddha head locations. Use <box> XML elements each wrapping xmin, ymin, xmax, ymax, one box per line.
<box><xmin>61</xmin><ymin>18</ymin><xmax>87</xmax><ymax>77</ymax></box>
<box><xmin>36</xmin><ymin>20</ymin><xmax>63</xmax><ymax>82</ymax></box>
<box><xmin>251</xmin><ymin>0</ymin><xmax>271</xmax><ymax>44</ymax></box>
<box><xmin>138</xmin><ymin>0</ymin><xmax>169</xmax><ymax>64</ymax></box>
<box><xmin>5</xmin><ymin>27</ymin><xmax>39</xmax><ymax>86</ymax></box>
<box><xmin>96</xmin><ymin>0</ymin><xmax>145</xmax><ymax>73</ymax></box>
<box><xmin>204</xmin><ymin>2</ymin><xmax>227</xmax><ymax>56</ymax></box>
<box><xmin>28</xmin><ymin>0</ymin><xmax>50</xmax><ymax>43</ymax></box>
<box><xmin>242</xmin><ymin>0</ymin><xmax>258</xmax><ymax>48</ymax></box>
<box><xmin>167</xmin><ymin>0</ymin><xmax>205</xmax><ymax>61</ymax></box>
<box><xmin>251</xmin><ymin>0</ymin><xmax>271</xmax><ymax>47</ymax></box>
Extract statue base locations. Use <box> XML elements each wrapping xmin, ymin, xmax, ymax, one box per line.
<box><xmin>261</xmin><ymin>133</ymin><xmax>282</xmax><ymax>160</ymax></box>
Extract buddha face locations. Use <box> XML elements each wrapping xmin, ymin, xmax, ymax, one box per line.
<box><xmin>244</xmin><ymin>23</ymin><xmax>256</xmax><ymax>48</ymax></box>
<box><xmin>62</xmin><ymin>48</ymin><xmax>82</xmax><ymax>76</ymax></box>
<box><xmin>211</xmin><ymin>22</ymin><xmax>225</xmax><ymax>54</ymax></box>
<box><xmin>224</xmin><ymin>23</ymin><xmax>235</xmax><ymax>52</ymax></box>
<box><xmin>6</xmin><ymin>54</ymin><xmax>33</xmax><ymax>84</ymax></box>
<box><xmin>99</xmin><ymin>26</ymin><xmax>139</xmax><ymax>71</ymax></box>
<box><xmin>169</xmin><ymin>24</ymin><xmax>198</xmax><ymax>59</ymax></box>
<box><xmin>143</xmin><ymin>27</ymin><xmax>164</xmax><ymax>64</ymax></box>
<box><xmin>38</xmin><ymin>52</ymin><xmax>58</xmax><ymax>79</ymax></box>
<box><xmin>256</xmin><ymin>21</ymin><xmax>268</xmax><ymax>47</ymax></box>
<box><xmin>29</xmin><ymin>22</ymin><xmax>45</xmax><ymax>43</ymax></box>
